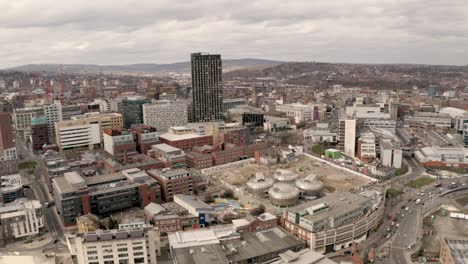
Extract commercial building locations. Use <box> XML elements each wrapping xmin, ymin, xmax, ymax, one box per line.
<box><xmin>275</xmin><ymin>103</ymin><xmax>312</xmax><ymax>124</ymax></box>
<box><xmin>283</xmin><ymin>191</ymin><xmax>384</xmax><ymax>253</ymax></box>
<box><xmin>142</xmin><ymin>100</ymin><xmax>188</xmax><ymax>132</ymax></box>
<box><xmin>0</xmin><ymin>199</ymin><xmax>45</xmax><ymax>246</ymax></box>
<box><xmin>380</xmin><ymin>139</ymin><xmax>402</xmax><ymax>169</ymax></box>
<box><xmin>103</xmin><ymin>154</ymin><xmax>163</xmax><ymax>173</ymax></box>
<box><xmin>338</xmin><ymin>113</ymin><xmax>356</xmax><ymax>157</ymax></box>
<box><xmin>168</xmin><ymin>226</ymin><xmax>305</xmax><ymax>264</ymax></box>
<box><xmin>1</xmin><ymin>174</ymin><xmax>23</xmax><ymax>203</ymax></box>
<box><xmin>12</xmin><ymin>106</ymin><xmax>43</xmax><ymax>136</ymax></box>
<box><xmin>71</xmin><ymin>112</ymin><xmax>124</xmax><ymax>134</ymax></box>
<box><xmin>191</xmin><ymin>53</ymin><xmax>224</xmax><ymax>122</ymax></box>
<box><xmin>415</xmin><ymin>146</ymin><xmax>468</xmax><ymax>168</ymax></box>
<box><xmin>31</xmin><ymin>116</ymin><xmax>50</xmax><ymax>151</ymax></box>
<box><xmin>52</xmin><ymin>168</ymin><xmax>161</xmax><ymax>226</ymax></box>
<box><xmin>66</xmin><ymin>227</ymin><xmax>160</xmax><ymax>264</ymax></box>
<box><xmin>147</xmin><ymin>144</ymin><xmax>186</xmax><ymax>168</ymax></box>
<box><xmin>439</xmin><ymin>237</ymin><xmax>468</xmax><ymax>264</ymax></box>
<box><xmin>147</xmin><ymin>169</ymin><xmax>193</xmax><ymax>202</ymax></box>
<box><xmin>173</xmin><ymin>194</ymin><xmax>216</xmax><ymax>226</ymax></box>
<box><xmin>362</xmin><ymin>119</ymin><xmax>396</xmax><ymax>132</ymax></box>
<box><xmin>144</xmin><ymin>202</ymin><xmax>199</xmax><ymax>233</ymax></box>
<box><xmin>121</xmin><ymin>97</ymin><xmax>151</xmax><ymax>128</ymax></box>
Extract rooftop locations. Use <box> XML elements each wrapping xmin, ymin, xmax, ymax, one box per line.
<box><xmin>1</xmin><ymin>174</ymin><xmax>22</xmax><ymax>193</ymax></box>
<box><xmin>444</xmin><ymin>237</ymin><xmax>468</xmax><ymax>264</ymax></box>
<box><xmin>159</xmin><ymin>132</ymin><xmax>206</xmax><ymax>141</ymax></box>
<box><xmin>151</xmin><ymin>143</ymin><xmax>181</xmax><ymax>153</ymax></box>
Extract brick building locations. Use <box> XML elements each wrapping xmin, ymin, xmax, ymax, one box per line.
<box><xmin>147</xmin><ymin>169</ymin><xmax>193</xmax><ymax>202</ymax></box>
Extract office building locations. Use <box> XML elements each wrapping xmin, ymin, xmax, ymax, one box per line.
<box><xmin>130</xmin><ymin>125</ymin><xmax>160</xmax><ymax>155</ymax></box>
<box><xmin>283</xmin><ymin>191</ymin><xmax>384</xmax><ymax>253</ymax></box>
<box><xmin>264</xmin><ymin>116</ymin><xmax>291</xmax><ymax>132</ymax></box>
<box><xmin>357</xmin><ymin>132</ymin><xmax>376</xmax><ymax>162</ymax></box>
<box><xmin>147</xmin><ymin>169</ymin><xmax>193</xmax><ymax>202</ymax></box>
<box><xmin>147</xmin><ymin>144</ymin><xmax>186</xmax><ymax>168</ymax></box>
<box><xmin>31</xmin><ymin>116</ymin><xmax>50</xmax><ymax>151</ymax></box>
<box><xmin>43</xmin><ymin>101</ymin><xmax>63</xmax><ymax>140</ymax></box>
<box><xmin>143</xmin><ymin>100</ymin><xmax>188</xmax><ymax>132</ymax></box>
<box><xmin>0</xmin><ymin>113</ymin><xmax>18</xmax><ymax>176</ymax></box>
<box><xmin>55</xmin><ymin>121</ymin><xmax>101</xmax><ymax>152</ymax></box>
<box><xmin>439</xmin><ymin>237</ymin><xmax>468</xmax><ymax>264</ymax></box>
<box><xmin>405</xmin><ymin>112</ymin><xmax>451</xmax><ymax>128</ymax></box>
<box><xmin>12</xmin><ymin>106</ymin><xmax>43</xmax><ymax>136</ymax></box>
<box><xmin>122</xmin><ymin>97</ymin><xmax>151</xmax><ymax>128</ymax></box>
<box><xmin>159</xmin><ymin>127</ymin><xmax>213</xmax><ymax>151</ymax></box>
<box><xmin>66</xmin><ymin>227</ymin><xmax>160</xmax><ymax>264</ymax></box>
<box><xmin>303</xmin><ymin>123</ymin><xmax>337</xmax><ymax>143</ymax></box>
<box><xmin>275</xmin><ymin>103</ymin><xmax>312</xmax><ymax>124</ymax></box>
<box><xmin>191</xmin><ymin>53</ymin><xmax>224</xmax><ymax>122</ymax></box>
<box><xmin>428</xmin><ymin>84</ymin><xmax>438</xmax><ymax>97</ymax></box>
<box><xmin>103</xmin><ymin>128</ymin><xmax>137</xmax><ymax>158</ymax></box>
<box><xmin>52</xmin><ymin>168</ymin><xmax>161</xmax><ymax>226</ymax></box>
<box><xmin>223</xmin><ymin>98</ymin><xmax>246</xmax><ymax>112</ymax></box>
<box><xmin>338</xmin><ymin>113</ymin><xmax>356</xmax><ymax>157</ymax></box>
<box><xmin>415</xmin><ymin>146</ymin><xmax>468</xmax><ymax>168</ymax></box>
<box><xmin>1</xmin><ymin>174</ymin><xmax>23</xmax><ymax>203</ymax></box>
<box><xmin>173</xmin><ymin>194</ymin><xmax>216</xmax><ymax>226</ymax></box>
<box><xmin>0</xmin><ymin>199</ymin><xmax>45</xmax><ymax>246</ymax></box>
<box><xmin>380</xmin><ymin>139</ymin><xmax>402</xmax><ymax>169</ymax></box>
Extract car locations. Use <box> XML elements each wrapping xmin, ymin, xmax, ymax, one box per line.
<box><xmin>386</xmin><ymin>234</ymin><xmax>391</xmax><ymax>238</ymax></box>
<box><xmin>343</xmin><ymin>250</ymin><xmax>352</xmax><ymax>256</ymax></box>
<box><xmin>405</xmin><ymin>206</ymin><xmax>409</xmax><ymax>211</ymax></box>
<box><xmin>391</xmin><ymin>221</ymin><xmax>395</xmax><ymax>226</ymax></box>
<box><xmin>420</xmin><ymin>192</ymin><xmax>425</xmax><ymax>196</ymax></box>
<box><xmin>396</xmin><ymin>223</ymin><xmax>400</xmax><ymax>228</ymax></box>
<box><xmin>402</xmin><ymin>213</ymin><xmax>405</xmax><ymax>218</ymax></box>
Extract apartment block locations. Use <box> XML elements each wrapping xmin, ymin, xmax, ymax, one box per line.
<box><xmin>142</xmin><ymin>100</ymin><xmax>188</xmax><ymax>132</ymax></box>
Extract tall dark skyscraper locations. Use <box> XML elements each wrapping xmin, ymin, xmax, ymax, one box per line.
<box><xmin>191</xmin><ymin>52</ymin><xmax>223</xmax><ymax>122</ymax></box>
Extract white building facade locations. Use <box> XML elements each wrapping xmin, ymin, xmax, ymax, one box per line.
<box><xmin>143</xmin><ymin>100</ymin><xmax>188</xmax><ymax>132</ymax></box>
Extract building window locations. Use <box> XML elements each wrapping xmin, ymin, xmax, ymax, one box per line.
<box><xmin>87</xmin><ymin>250</ymin><xmax>98</xmax><ymax>255</ymax></box>
<box><xmin>117</xmin><ymin>248</ymin><xmax>128</xmax><ymax>252</ymax></box>
<box><xmin>103</xmin><ymin>255</ymin><xmax>113</xmax><ymax>259</ymax></box>
<box><xmin>134</xmin><ymin>258</ymin><xmax>145</xmax><ymax>264</ymax></box>
<box><xmin>118</xmin><ymin>253</ymin><xmax>128</xmax><ymax>258</ymax></box>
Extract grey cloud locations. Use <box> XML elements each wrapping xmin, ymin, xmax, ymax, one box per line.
<box><xmin>0</xmin><ymin>0</ymin><xmax>467</xmax><ymax>67</ymax></box>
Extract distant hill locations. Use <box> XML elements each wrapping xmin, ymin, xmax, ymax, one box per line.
<box><xmin>3</xmin><ymin>58</ymin><xmax>283</xmax><ymax>74</ymax></box>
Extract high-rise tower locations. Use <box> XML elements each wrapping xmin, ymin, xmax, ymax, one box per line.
<box><xmin>191</xmin><ymin>53</ymin><xmax>223</xmax><ymax>122</ymax></box>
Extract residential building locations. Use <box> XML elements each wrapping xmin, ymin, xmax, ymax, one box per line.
<box><xmin>147</xmin><ymin>169</ymin><xmax>193</xmax><ymax>202</ymax></box>
<box><xmin>52</xmin><ymin>169</ymin><xmax>161</xmax><ymax>226</ymax></box>
<box><xmin>121</xmin><ymin>97</ymin><xmax>151</xmax><ymax>128</ymax></box>
<box><xmin>66</xmin><ymin>227</ymin><xmax>160</xmax><ymax>264</ymax></box>
<box><xmin>31</xmin><ymin>116</ymin><xmax>50</xmax><ymax>151</ymax></box>
<box><xmin>142</xmin><ymin>100</ymin><xmax>188</xmax><ymax>132</ymax></box>
<box><xmin>191</xmin><ymin>53</ymin><xmax>224</xmax><ymax>122</ymax></box>
<box><xmin>283</xmin><ymin>191</ymin><xmax>384</xmax><ymax>252</ymax></box>
<box><xmin>0</xmin><ymin>199</ymin><xmax>45</xmax><ymax>246</ymax></box>
<box><xmin>1</xmin><ymin>174</ymin><xmax>23</xmax><ymax>203</ymax></box>
<box><xmin>439</xmin><ymin>237</ymin><xmax>468</xmax><ymax>264</ymax></box>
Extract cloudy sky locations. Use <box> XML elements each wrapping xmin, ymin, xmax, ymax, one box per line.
<box><xmin>1</xmin><ymin>0</ymin><xmax>467</xmax><ymax>67</ymax></box>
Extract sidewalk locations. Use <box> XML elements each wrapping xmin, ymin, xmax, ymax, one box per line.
<box><xmin>1</xmin><ymin>233</ymin><xmax>54</xmax><ymax>252</ymax></box>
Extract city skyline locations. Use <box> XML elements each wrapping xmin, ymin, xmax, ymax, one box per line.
<box><xmin>0</xmin><ymin>0</ymin><xmax>467</xmax><ymax>68</ymax></box>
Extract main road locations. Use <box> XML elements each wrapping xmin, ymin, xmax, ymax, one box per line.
<box><xmin>15</xmin><ymin>136</ymin><xmax>65</xmax><ymax>240</ymax></box>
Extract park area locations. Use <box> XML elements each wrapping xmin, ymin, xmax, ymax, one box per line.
<box><xmin>405</xmin><ymin>177</ymin><xmax>434</xmax><ymax>189</ymax></box>
<box><xmin>18</xmin><ymin>160</ymin><xmax>37</xmax><ymax>170</ymax></box>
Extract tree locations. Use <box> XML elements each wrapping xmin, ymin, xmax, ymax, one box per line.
<box><xmin>250</xmin><ymin>204</ymin><xmax>266</xmax><ymax>216</ymax></box>
<box><xmin>204</xmin><ymin>194</ymin><xmax>214</xmax><ymax>203</ymax></box>
<box><xmin>221</xmin><ymin>189</ymin><xmax>235</xmax><ymax>199</ymax></box>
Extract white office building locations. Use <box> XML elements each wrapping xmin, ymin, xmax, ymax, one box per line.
<box><xmin>66</xmin><ymin>227</ymin><xmax>160</xmax><ymax>264</ymax></box>
<box><xmin>380</xmin><ymin>139</ymin><xmax>402</xmax><ymax>169</ymax></box>
<box><xmin>173</xmin><ymin>194</ymin><xmax>216</xmax><ymax>225</ymax></box>
<box><xmin>359</xmin><ymin>132</ymin><xmax>376</xmax><ymax>160</ymax></box>
<box><xmin>55</xmin><ymin>122</ymin><xmax>101</xmax><ymax>151</ymax></box>
<box><xmin>275</xmin><ymin>103</ymin><xmax>312</xmax><ymax>124</ymax></box>
<box><xmin>338</xmin><ymin>113</ymin><xmax>356</xmax><ymax>158</ymax></box>
<box><xmin>43</xmin><ymin>100</ymin><xmax>63</xmax><ymax>139</ymax></box>
<box><xmin>303</xmin><ymin>123</ymin><xmax>337</xmax><ymax>143</ymax></box>
<box><xmin>143</xmin><ymin>100</ymin><xmax>188</xmax><ymax>132</ymax></box>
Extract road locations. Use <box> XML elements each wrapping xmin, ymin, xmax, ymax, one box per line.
<box><xmin>15</xmin><ymin>136</ymin><xmax>65</xmax><ymax>240</ymax></box>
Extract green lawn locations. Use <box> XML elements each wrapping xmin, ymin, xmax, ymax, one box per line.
<box><xmin>405</xmin><ymin>177</ymin><xmax>435</xmax><ymax>189</ymax></box>
<box><xmin>386</xmin><ymin>188</ymin><xmax>402</xmax><ymax>198</ymax></box>
<box><xmin>18</xmin><ymin>160</ymin><xmax>37</xmax><ymax>170</ymax></box>
<box><xmin>311</xmin><ymin>145</ymin><xmax>324</xmax><ymax>155</ymax></box>
<box><xmin>395</xmin><ymin>165</ymin><xmax>408</xmax><ymax>176</ymax></box>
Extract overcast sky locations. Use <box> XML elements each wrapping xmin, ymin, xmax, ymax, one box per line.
<box><xmin>1</xmin><ymin>0</ymin><xmax>467</xmax><ymax>67</ymax></box>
